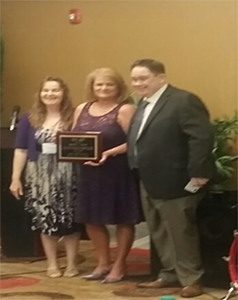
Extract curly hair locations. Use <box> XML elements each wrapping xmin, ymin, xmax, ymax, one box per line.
<box><xmin>29</xmin><ymin>76</ymin><xmax>74</xmax><ymax>130</ymax></box>
<box><xmin>85</xmin><ymin>68</ymin><xmax>129</xmax><ymax>103</ymax></box>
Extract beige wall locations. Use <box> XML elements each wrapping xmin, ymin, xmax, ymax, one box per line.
<box><xmin>1</xmin><ymin>0</ymin><xmax>237</xmax><ymax>126</ymax></box>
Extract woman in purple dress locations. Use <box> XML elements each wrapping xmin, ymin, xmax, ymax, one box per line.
<box><xmin>72</xmin><ymin>68</ymin><xmax>143</xmax><ymax>283</ymax></box>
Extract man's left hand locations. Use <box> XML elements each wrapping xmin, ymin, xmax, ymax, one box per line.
<box><xmin>190</xmin><ymin>177</ymin><xmax>209</xmax><ymax>187</ymax></box>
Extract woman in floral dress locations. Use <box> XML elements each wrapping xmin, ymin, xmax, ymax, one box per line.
<box><xmin>10</xmin><ymin>76</ymin><xmax>80</xmax><ymax>278</ymax></box>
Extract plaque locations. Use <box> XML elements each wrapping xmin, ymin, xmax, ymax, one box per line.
<box><xmin>57</xmin><ymin>131</ymin><xmax>102</xmax><ymax>162</ymax></box>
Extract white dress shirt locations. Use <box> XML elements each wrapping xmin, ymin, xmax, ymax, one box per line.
<box><xmin>137</xmin><ymin>84</ymin><xmax>168</xmax><ymax>138</ymax></box>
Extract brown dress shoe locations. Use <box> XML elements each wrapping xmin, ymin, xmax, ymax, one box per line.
<box><xmin>137</xmin><ymin>278</ymin><xmax>170</xmax><ymax>289</ymax></box>
<box><xmin>180</xmin><ymin>284</ymin><xmax>203</xmax><ymax>298</ymax></box>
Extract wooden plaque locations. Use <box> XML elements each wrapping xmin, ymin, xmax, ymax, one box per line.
<box><xmin>57</xmin><ymin>131</ymin><xmax>102</xmax><ymax>162</ymax></box>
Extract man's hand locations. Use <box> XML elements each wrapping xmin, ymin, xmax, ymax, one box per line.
<box><xmin>190</xmin><ymin>177</ymin><xmax>209</xmax><ymax>188</ymax></box>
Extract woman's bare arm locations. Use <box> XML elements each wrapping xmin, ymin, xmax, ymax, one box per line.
<box><xmin>72</xmin><ymin>103</ymin><xmax>87</xmax><ymax>130</ymax></box>
<box><xmin>9</xmin><ymin>149</ymin><xmax>28</xmax><ymax>199</ymax></box>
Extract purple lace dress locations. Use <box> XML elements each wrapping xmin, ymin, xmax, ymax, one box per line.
<box><xmin>72</xmin><ymin>102</ymin><xmax>143</xmax><ymax>224</ymax></box>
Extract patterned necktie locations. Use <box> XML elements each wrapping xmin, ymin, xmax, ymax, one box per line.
<box><xmin>127</xmin><ymin>100</ymin><xmax>149</xmax><ymax>169</ymax></box>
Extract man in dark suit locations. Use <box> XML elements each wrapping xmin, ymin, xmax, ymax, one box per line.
<box><xmin>127</xmin><ymin>59</ymin><xmax>215</xmax><ymax>298</ymax></box>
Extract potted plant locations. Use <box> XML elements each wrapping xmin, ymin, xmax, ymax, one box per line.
<box><xmin>198</xmin><ymin>112</ymin><xmax>238</xmax><ymax>276</ymax></box>
<box><xmin>211</xmin><ymin>111</ymin><xmax>238</xmax><ymax>190</ymax></box>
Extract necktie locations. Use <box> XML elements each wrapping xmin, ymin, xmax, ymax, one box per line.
<box><xmin>127</xmin><ymin>100</ymin><xmax>149</xmax><ymax>169</ymax></box>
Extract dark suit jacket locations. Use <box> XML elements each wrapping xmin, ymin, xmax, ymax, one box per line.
<box><xmin>128</xmin><ymin>85</ymin><xmax>216</xmax><ymax>199</ymax></box>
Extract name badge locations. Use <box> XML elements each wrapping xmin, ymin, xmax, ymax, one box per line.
<box><xmin>42</xmin><ymin>143</ymin><xmax>57</xmax><ymax>154</ymax></box>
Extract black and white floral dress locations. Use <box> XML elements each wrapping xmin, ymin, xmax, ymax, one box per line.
<box><xmin>24</xmin><ymin>128</ymin><xmax>78</xmax><ymax>236</ymax></box>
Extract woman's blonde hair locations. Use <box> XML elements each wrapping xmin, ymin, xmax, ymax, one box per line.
<box><xmin>85</xmin><ymin>68</ymin><xmax>129</xmax><ymax>103</ymax></box>
<box><xmin>29</xmin><ymin>76</ymin><xmax>74</xmax><ymax>130</ymax></box>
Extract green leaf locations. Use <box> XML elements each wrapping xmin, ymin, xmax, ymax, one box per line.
<box><xmin>212</xmin><ymin>111</ymin><xmax>238</xmax><ymax>183</ymax></box>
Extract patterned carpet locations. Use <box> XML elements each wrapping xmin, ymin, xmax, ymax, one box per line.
<box><xmin>0</xmin><ymin>241</ymin><xmax>236</xmax><ymax>300</ymax></box>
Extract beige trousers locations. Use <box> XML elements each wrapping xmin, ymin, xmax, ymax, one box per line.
<box><xmin>140</xmin><ymin>184</ymin><xmax>204</xmax><ymax>286</ymax></box>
